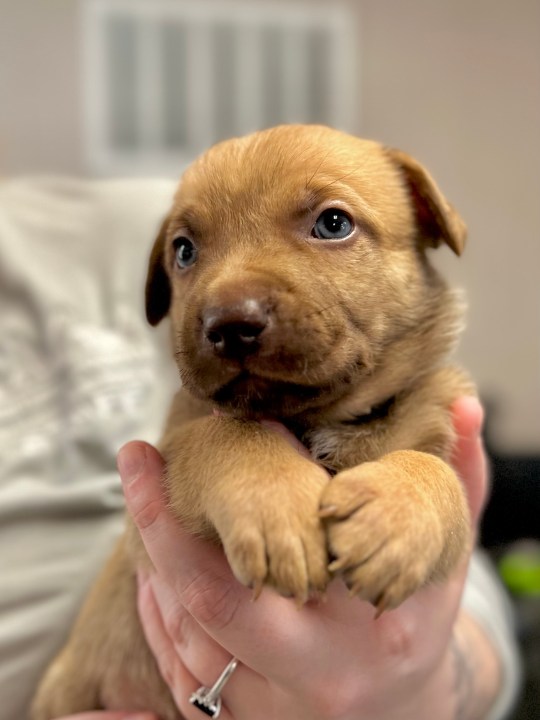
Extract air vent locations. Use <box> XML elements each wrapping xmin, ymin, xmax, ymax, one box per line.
<box><xmin>82</xmin><ymin>0</ymin><xmax>357</xmax><ymax>175</ymax></box>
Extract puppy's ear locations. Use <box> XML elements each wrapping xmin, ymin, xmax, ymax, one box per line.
<box><xmin>387</xmin><ymin>148</ymin><xmax>466</xmax><ymax>256</ymax></box>
<box><xmin>145</xmin><ymin>216</ymin><xmax>171</xmax><ymax>326</ymax></box>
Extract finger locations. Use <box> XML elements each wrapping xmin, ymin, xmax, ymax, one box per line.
<box><xmin>137</xmin><ymin>571</ymin><xmax>186</xmax><ymax>692</ymax></box>
<box><xmin>450</xmin><ymin>396</ymin><xmax>488</xmax><ymax>525</ymax></box>
<box><xmin>136</xmin><ymin>573</ymin><xmax>236</xmax><ymax>720</ymax></box>
<box><xmin>140</xmin><ymin>570</ymin><xmax>276</xmax><ymax>703</ymax></box>
<box><xmin>139</xmin><ymin>570</ymin><xmax>224</xmax><ymax>656</ymax></box>
<box><xmin>117</xmin><ymin>442</ymin><xmax>172</xmax><ymax>548</ymax></box>
<box><xmin>137</xmin><ymin>570</ymin><xmax>231</xmax><ymax>683</ymax></box>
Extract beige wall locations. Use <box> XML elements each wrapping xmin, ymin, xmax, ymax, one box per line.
<box><xmin>355</xmin><ymin>0</ymin><xmax>540</xmax><ymax>453</ymax></box>
<box><xmin>0</xmin><ymin>0</ymin><xmax>82</xmax><ymax>175</ymax></box>
<box><xmin>1</xmin><ymin>0</ymin><xmax>539</xmax><ymax>451</ymax></box>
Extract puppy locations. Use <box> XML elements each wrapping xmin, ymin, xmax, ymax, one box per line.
<box><xmin>33</xmin><ymin>124</ymin><xmax>474</xmax><ymax>720</ymax></box>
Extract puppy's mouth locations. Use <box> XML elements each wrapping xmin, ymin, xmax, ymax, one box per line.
<box><xmin>211</xmin><ymin>370</ymin><xmax>328</xmax><ymax>417</ymax></box>
<box><xmin>207</xmin><ymin>362</ymin><xmax>369</xmax><ymax>419</ymax></box>
<box><xmin>212</xmin><ymin>370</ymin><xmax>321</xmax><ymax>416</ymax></box>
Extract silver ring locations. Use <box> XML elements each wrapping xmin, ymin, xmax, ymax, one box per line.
<box><xmin>189</xmin><ymin>657</ymin><xmax>238</xmax><ymax>718</ymax></box>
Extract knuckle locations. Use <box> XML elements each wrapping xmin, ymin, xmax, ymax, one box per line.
<box><xmin>131</xmin><ymin>496</ymin><xmax>163</xmax><ymax>531</ymax></box>
<box><xmin>379</xmin><ymin>616</ymin><xmax>416</xmax><ymax>662</ymax></box>
<box><xmin>163</xmin><ymin>605</ymin><xmax>190</xmax><ymax>644</ymax></box>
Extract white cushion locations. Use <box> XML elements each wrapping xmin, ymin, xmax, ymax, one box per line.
<box><xmin>0</xmin><ymin>176</ymin><xmax>177</xmax><ymax>720</ymax></box>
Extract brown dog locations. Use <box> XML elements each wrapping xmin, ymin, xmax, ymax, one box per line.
<box><xmin>32</xmin><ymin>124</ymin><xmax>473</xmax><ymax>720</ymax></box>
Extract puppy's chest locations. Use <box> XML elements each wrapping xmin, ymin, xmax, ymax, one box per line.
<box><xmin>301</xmin><ymin>420</ymin><xmax>392</xmax><ymax>474</ymax></box>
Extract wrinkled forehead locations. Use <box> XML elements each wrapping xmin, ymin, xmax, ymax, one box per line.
<box><xmin>170</xmin><ymin>127</ymin><xmax>405</xmax><ymax>230</ymax></box>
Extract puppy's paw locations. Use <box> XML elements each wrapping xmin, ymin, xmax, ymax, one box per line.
<box><xmin>319</xmin><ymin>460</ymin><xmax>446</xmax><ymax>612</ymax></box>
<box><xmin>214</xmin><ymin>464</ymin><xmax>330</xmax><ymax>603</ymax></box>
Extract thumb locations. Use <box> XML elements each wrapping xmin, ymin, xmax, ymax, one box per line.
<box><xmin>450</xmin><ymin>396</ymin><xmax>488</xmax><ymax>526</ymax></box>
<box><xmin>117</xmin><ymin>442</ymin><xmax>170</xmax><ymax>546</ymax></box>
<box><xmin>116</xmin><ymin>441</ymin><xmax>245</xmax><ymax>629</ymax></box>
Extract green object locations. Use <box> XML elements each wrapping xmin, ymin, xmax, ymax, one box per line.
<box><xmin>499</xmin><ymin>545</ymin><xmax>540</xmax><ymax>596</ymax></box>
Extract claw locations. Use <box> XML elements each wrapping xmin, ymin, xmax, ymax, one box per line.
<box><xmin>347</xmin><ymin>578</ymin><xmax>364</xmax><ymax>598</ymax></box>
<box><xmin>295</xmin><ymin>595</ymin><xmax>307</xmax><ymax>610</ymax></box>
<box><xmin>328</xmin><ymin>556</ymin><xmax>350</xmax><ymax>573</ymax></box>
<box><xmin>294</xmin><ymin>584</ymin><xmax>309</xmax><ymax>609</ymax></box>
<box><xmin>372</xmin><ymin>574</ymin><xmax>401</xmax><ymax>617</ymax></box>
<box><xmin>251</xmin><ymin>580</ymin><xmax>264</xmax><ymax>602</ymax></box>
<box><xmin>374</xmin><ymin>593</ymin><xmax>389</xmax><ymax>619</ymax></box>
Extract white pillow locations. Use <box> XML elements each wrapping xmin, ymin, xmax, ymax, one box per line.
<box><xmin>0</xmin><ymin>176</ymin><xmax>178</xmax><ymax>720</ymax></box>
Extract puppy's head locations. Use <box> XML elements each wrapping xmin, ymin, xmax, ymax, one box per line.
<box><xmin>146</xmin><ymin>125</ymin><xmax>465</xmax><ymax>418</ymax></box>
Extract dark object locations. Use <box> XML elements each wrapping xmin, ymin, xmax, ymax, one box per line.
<box><xmin>480</xmin><ymin>407</ymin><xmax>540</xmax><ymax>547</ymax></box>
<box><xmin>191</xmin><ymin>699</ymin><xmax>217</xmax><ymax>717</ymax></box>
<box><xmin>481</xmin><ymin>452</ymin><xmax>540</xmax><ymax>547</ymax></box>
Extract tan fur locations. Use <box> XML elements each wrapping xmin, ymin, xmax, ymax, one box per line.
<box><xmin>33</xmin><ymin>125</ymin><xmax>474</xmax><ymax>719</ymax></box>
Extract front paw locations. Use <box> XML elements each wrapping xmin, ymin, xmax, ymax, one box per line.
<box><xmin>212</xmin><ymin>464</ymin><xmax>330</xmax><ymax>603</ymax></box>
<box><xmin>319</xmin><ymin>459</ymin><xmax>448</xmax><ymax>612</ymax></box>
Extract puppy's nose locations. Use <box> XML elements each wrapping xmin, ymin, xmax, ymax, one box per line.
<box><xmin>203</xmin><ymin>299</ymin><xmax>269</xmax><ymax>359</ymax></box>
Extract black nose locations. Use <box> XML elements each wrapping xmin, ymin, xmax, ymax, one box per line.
<box><xmin>203</xmin><ymin>300</ymin><xmax>268</xmax><ymax>358</ymax></box>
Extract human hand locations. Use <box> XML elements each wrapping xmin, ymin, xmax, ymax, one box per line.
<box><xmin>117</xmin><ymin>396</ymin><xmax>490</xmax><ymax>720</ymax></box>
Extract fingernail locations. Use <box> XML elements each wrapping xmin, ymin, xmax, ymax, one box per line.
<box><xmin>117</xmin><ymin>443</ymin><xmax>147</xmax><ymax>484</ymax></box>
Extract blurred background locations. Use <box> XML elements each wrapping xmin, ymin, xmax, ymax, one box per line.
<box><xmin>2</xmin><ymin>0</ymin><xmax>539</xmax><ymax>452</ymax></box>
<box><xmin>1</xmin><ymin>0</ymin><xmax>539</xmax><ymax>716</ymax></box>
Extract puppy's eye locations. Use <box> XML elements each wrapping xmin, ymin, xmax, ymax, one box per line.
<box><xmin>312</xmin><ymin>209</ymin><xmax>354</xmax><ymax>240</ymax></box>
<box><xmin>173</xmin><ymin>237</ymin><xmax>198</xmax><ymax>269</ymax></box>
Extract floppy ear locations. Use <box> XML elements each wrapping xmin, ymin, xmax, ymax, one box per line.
<box><xmin>145</xmin><ymin>216</ymin><xmax>171</xmax><ymax>326</ymax></box>
<box><xmin>386</xmin><ymin>148</ymin><xmax>466</xmax><ymax>256</ymax></box>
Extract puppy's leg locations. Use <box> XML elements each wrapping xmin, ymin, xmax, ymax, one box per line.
<box><xmin>32</xmin><ymin>533</ymin><xmax>181</xmax><ymax>720</ymax></box>
<box><xmin>163</xmin><ymin>415</ymin><xmax>330</xmax><ymax>602</ymax></box>
<box><xmin>319</xmin><ymin>450</ymin><xmax>471</xmax><ymax>612</ymax></box>
<box><xmin>31</xmin><ymin>645</ymin><xmax>99</xmax><ymax>720</ymax></box>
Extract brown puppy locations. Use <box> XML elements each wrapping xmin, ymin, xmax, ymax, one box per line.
<box><xmin>33</xmin><ymin>125</ymin><xmax>474</xmax><ymax>720</ymax></box>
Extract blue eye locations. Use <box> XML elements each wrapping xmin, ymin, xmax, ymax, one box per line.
<box><xmin>312</xmin><ymin>209</ymin><xmax>354</xmax><ymax>240</ymax></box>
<box><xmin>174</xmin><ymin>237</ymin><xmax>198</xmax><ymax>268</ymax></box>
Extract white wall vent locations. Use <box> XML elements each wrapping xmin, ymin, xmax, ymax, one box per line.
<box><xmin>81</xmin><ymin>0</ymin><xmax>357</xmax><ymax>175</ymax></box>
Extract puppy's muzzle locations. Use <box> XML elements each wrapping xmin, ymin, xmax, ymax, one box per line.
<box><xmin>203</xmin><ymin>298</ymin><xmax>269</xmax><ymax>360</ymax></box>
